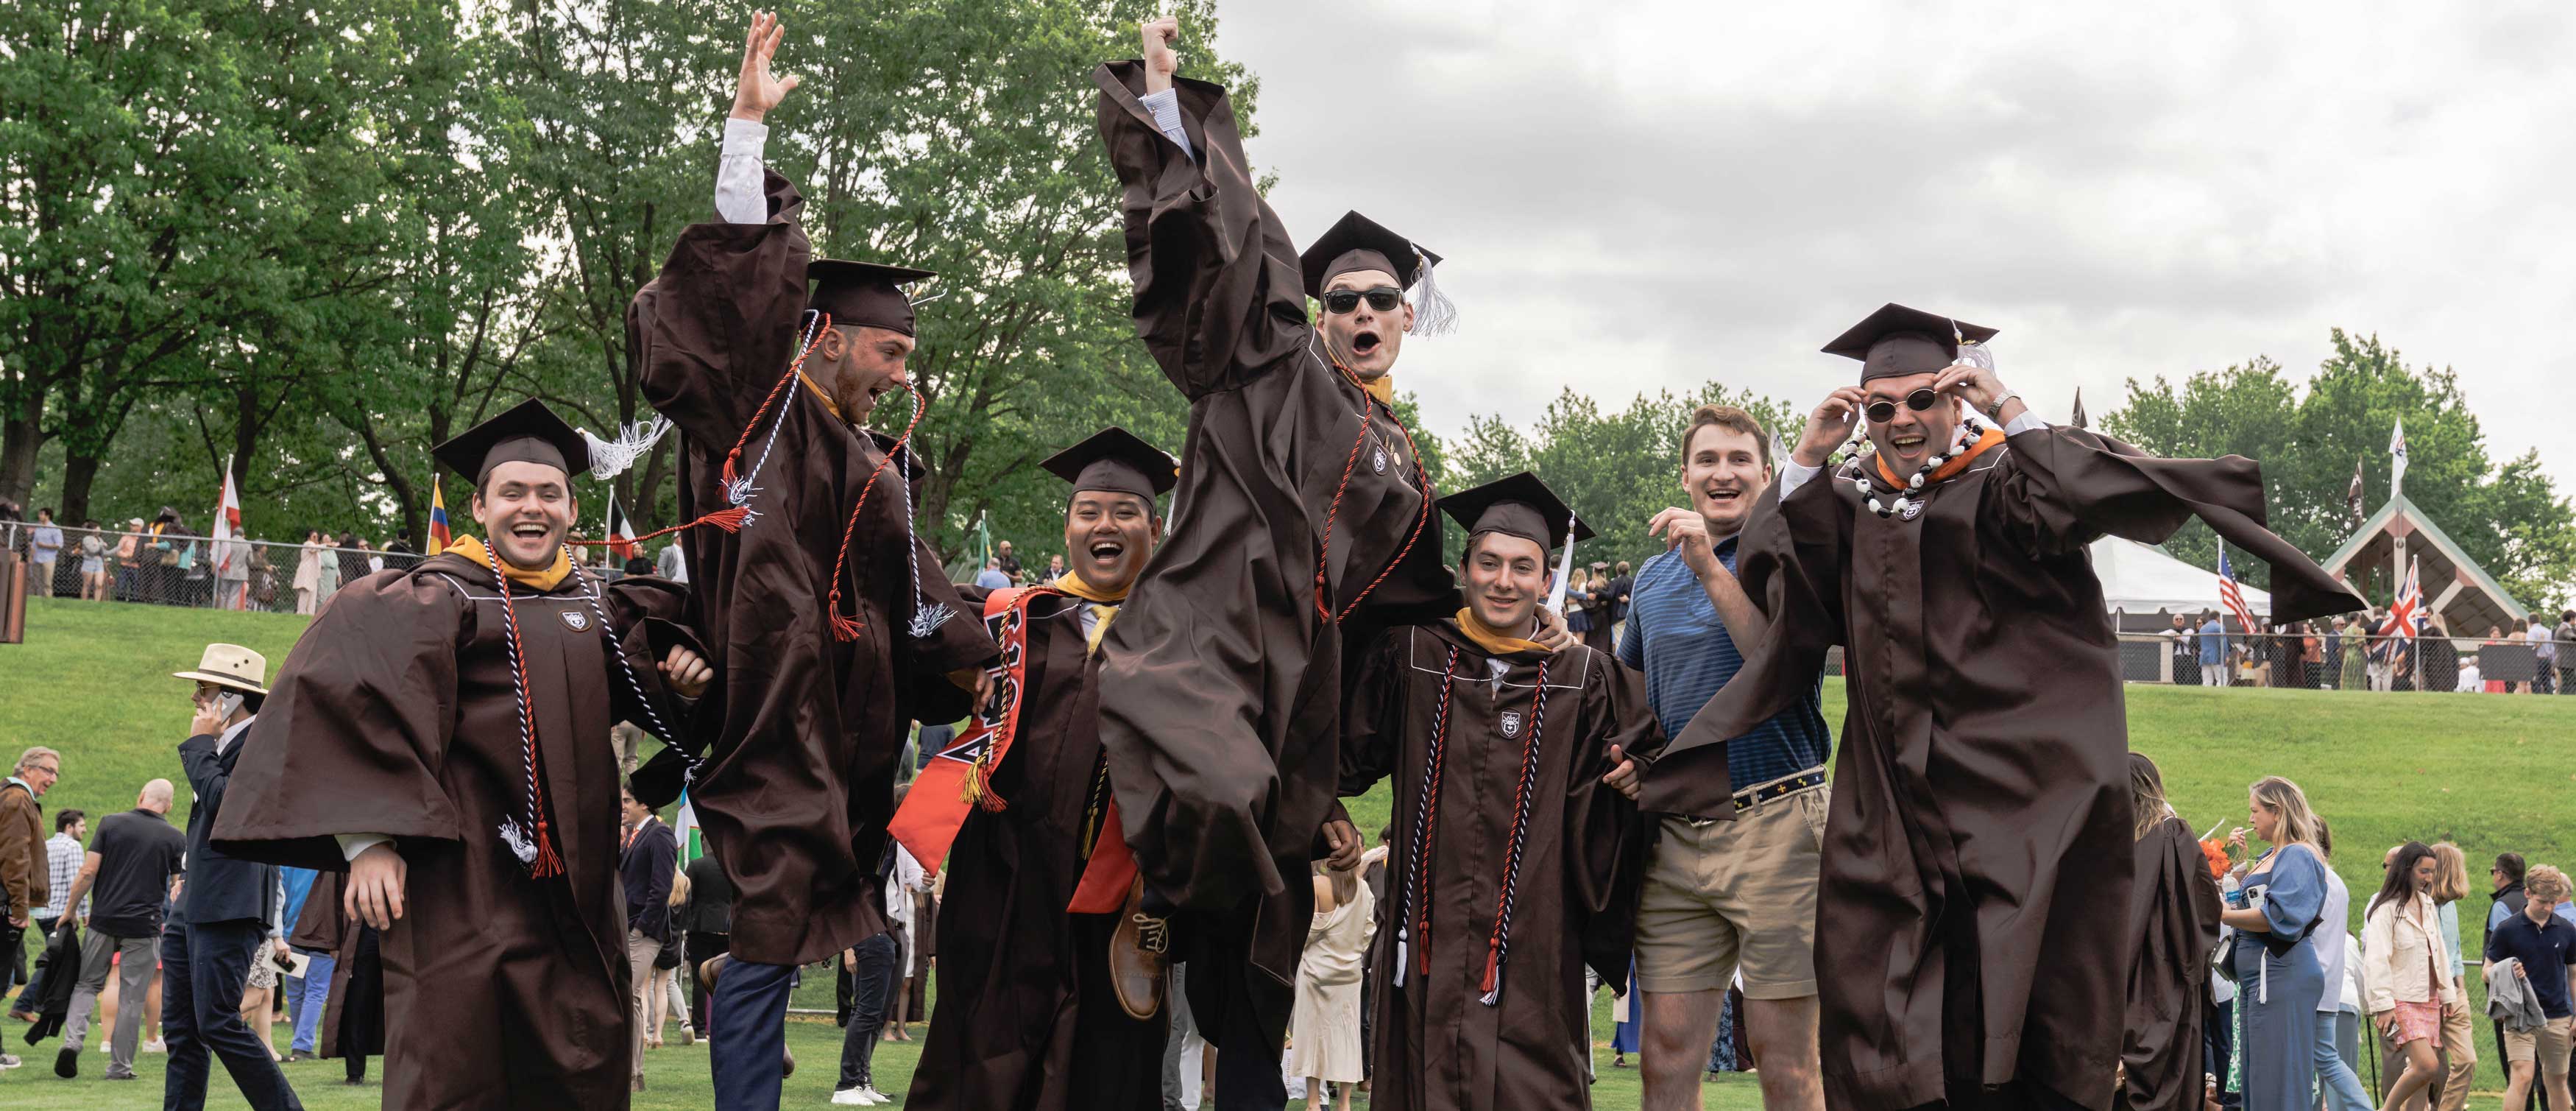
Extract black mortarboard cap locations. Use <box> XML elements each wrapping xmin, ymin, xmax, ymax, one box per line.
<box><xmin>433</xmin><ymin>398</ymin><xmax>592</xmax><ymax>487</ymax></box>
<box><xmin>1822</xmin><ymin>303</ymin><xmax>1999</xmax><ymax>384</ymax></box>
<box><xmin>1298</xmin><ymin>211</ymin><xmax>1441</xmax><ymax>300</ymax></box>
<box><xmin>809</xmin><ymin>258</ymin><xmax>936</xmax><ymax>338</ymax></box>
<box><xmin>1437</xmin><ymin>471</ymin><xmax>1593</xmax><ymax>554</ymax></box>
<box><xmin>1041</xmin><ymin>427</ymin><xmax>1178</xmax><ymax>505</ymax></box>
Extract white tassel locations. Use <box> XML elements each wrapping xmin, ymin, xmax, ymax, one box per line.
<box><xmin>909</xmin><ymin>603</ymin><xmax>955</xmax><ymax>638</ymax></box>
<box><xmin>1393</xmin><ymin>933</ymin><xmax>1408</xmax><ymax>988</ymax></box>
<box><xmin>1404</xmin><ymin>247</ymin><xmax>1457</xmax><ymax>336</ymax></box>
<box><xmin>581</xmin><ymin>415</ymin><xmax>675</xmax><ymax>481</ymax></box>
<box><xmin>497</xmin><ymin>819</ymin><xmax>537</xmax><ymax>864</ymax></box>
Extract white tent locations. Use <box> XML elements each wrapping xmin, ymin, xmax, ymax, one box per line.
<box><xmin>2090</xmin><ymin>536</ymin><xmax>2270</xmax><ymax>618</ymax></box>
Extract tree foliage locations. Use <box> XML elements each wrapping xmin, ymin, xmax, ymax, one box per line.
<box><xmin>2102</xmin><ymin>330</ymin><xmax>2574</xmax><ymax>607</ymax></box>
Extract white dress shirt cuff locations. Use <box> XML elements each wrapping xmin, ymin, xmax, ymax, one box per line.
<box><xmin>715</xmin><ymin>116</ymin><xmax>771</xmax><ymax>225</ymax></box>
<box><xmin>335</xmin><ymin>833</ymin><xmax>393</xmax><ymax>862</ymax></box>
<box><xmin>1777</xmin><ymin>457</ymin><xmax>1824</xmax><ymax>500</ymax></box>
<box><xmin>2002</xmin><ymin>409</ymin><xmax>2050</xmax><ymax>437</ymax></box>
<box><xmin>1138</xmin><ymin>88</ymin><xmax>1195</xmax><ymax>159</ymax></box>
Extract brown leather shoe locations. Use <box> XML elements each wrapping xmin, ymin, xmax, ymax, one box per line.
<box><xmin>1108</xmin><ymin>877</ymin><xmax>1168</xmax><ymax>1020</ymax></box>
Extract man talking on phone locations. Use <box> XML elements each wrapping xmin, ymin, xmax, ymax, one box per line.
<box><xmin>169</xmin><ymin>643</ymin><xmax>305</xmax><ymax>1110</ymax></box>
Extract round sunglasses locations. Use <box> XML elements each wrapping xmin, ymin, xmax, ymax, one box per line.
<box><xmin>1320</xmin><ymin>286</ymin><xmax>1404</xmax><ymax>314</ymax></box>
<box><xmin>1864</xmin><ymin>388</ymin><xmax>1944</xmax><ymax>424</ymax></box>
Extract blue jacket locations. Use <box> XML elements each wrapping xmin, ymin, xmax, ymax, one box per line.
<box><xmin>2199</xmin><ymin>620</ymin><xmax>2226</xmax><ymax>665</ymax></box>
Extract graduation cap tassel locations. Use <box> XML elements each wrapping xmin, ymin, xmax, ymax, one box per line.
<box><xmin>579</xmin><ymin>414</ymin><xmax>674</xmax><ymax>482</ymax></box>
<box><xmin>1404</xmin><ymin>247</ymin><xmax>1457</xmax><ymax>337</ymax></box>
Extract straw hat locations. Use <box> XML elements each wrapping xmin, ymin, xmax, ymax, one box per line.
<box><xmin>171</xmin><ymin>643</ymin><xmax>269</xmax><ymax>695</ymax></box>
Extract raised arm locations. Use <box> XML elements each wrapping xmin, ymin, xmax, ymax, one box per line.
<box><xmin>715</xmin><ymin>11</ymin><xmax>800</xmax><ymax>225</ymax></box>
<box><xmin>1095</xmin><ymin>17</ymin><xmax>1314</xmax><ymax>399</ymax></box>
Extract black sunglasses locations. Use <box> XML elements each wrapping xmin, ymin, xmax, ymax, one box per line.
<box><xmin>1320</xmin><ymin>286</ymin><xmax>1404</xmax><ymax>314</ymax></box>
<box><xmin>1863</xmin><ymin>388</ymin><xmax>1942</xmax><ymax>424</ymax></box>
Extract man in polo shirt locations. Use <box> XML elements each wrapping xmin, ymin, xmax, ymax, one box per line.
<box><xmin>1620</xmin><ymin>404</ymin><xmax>1829</xmax><ymax>1110</ymax></box>
<box><xmin>2489</xmin><ymin>864</ymin><xmax>2576</xmax><ymax>1111</ymax></box>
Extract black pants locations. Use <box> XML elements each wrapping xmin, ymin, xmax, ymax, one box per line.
<box><xmin>685</xmin><ymin>931</ymin><xmax>728</xmax><ymax>1034</ymax></box>
<box><xmin>163</xmin><ymin>919</ymin><xmax>304</xmax><ymax>1111</ymax></box>
<box><xmin>837</xmin><ymin>933</ymin><xmax>900</xmax><ymax>1090</ymax></box>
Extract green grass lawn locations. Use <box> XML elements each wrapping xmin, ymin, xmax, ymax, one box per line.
<box><xmin>5</xmin><ymin>596</ymin><xmax>2574</xmax><ymax>1107</ymax></box>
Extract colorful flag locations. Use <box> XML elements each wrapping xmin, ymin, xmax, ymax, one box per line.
<box><xmin>2388</xmin><ymin>418</ymin><xmax>2408</xmax><ymax>492</ymax></box>
<box><xmin>2346</xmin><ymin>454</ymin><xmax>2365</xmax><ymax>522</ymax></box>
<box><xmin>212</xmin><ymin>468</ymin><xmax>248</xmax><ymax>610</ymax></box>
<box><xmin>2377</xmin><ymin>556</ymin><xmax>2424</xmax><ymax>640</ymax></box>
<box><xmin>674</xmin><ymin>789</ymin><xmax>701</xmax><ymax>863</ymax></box>
<box><xmin>2216</xmin><ymin>545</ymin><xmax>2260</xmax><ymax>634</ymax></box>
<box><xmin>427</xmin><ymin>475</ymin><xmax>451</xmax><ymax>556</ymax></box>
<box><xmin>605</xmin><ymin>493</ymin><xmax>637</xmax><ymax>562</ymax></box>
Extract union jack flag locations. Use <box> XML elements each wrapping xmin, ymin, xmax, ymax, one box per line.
<box><xmin>2378</xmin><ymin>556</ymin><xmax>2424</xmax><ymax>640</ymax></box>
<box><xmin>2217</xmin><ymin>546</ymin><xmax>2260</xmax><ymax>634</ymax></box>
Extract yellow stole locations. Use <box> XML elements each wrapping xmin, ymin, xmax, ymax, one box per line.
<box><xmin>447</xmin><ymin>535</ymin><xmax>573</xmax><ymax>591</ymax></box>
<box><xmin>1052</xmin><ymin>572</ymin><xmax>1129</xmax><ymax>655</ymax></box>
<box><xmin>1454</xmin><ymin>607</ymin><xmax>1550</xmax><ymax>657</ymax></box>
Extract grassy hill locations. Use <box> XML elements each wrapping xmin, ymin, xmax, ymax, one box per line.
<box><xmin>4</xmin><ymin>596</ymin><xmax>2572</xmax><ymax>1106</ymax></box>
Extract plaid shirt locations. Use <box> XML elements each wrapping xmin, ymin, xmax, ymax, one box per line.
<box><xmin>41</xmin><ymin>831</ymin><xmax>82</xmax><ymax>920</ymax></box>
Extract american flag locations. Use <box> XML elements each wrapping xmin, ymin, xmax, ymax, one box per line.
<box><xmin>2377</xmin><ymin>555</ymin><xmax>2424</xmax><ymax>640</ymax></box>
<box><xmin>2217</xmin><ymin>546</ymin><xmax>2260</xmax><ymax>634</ymax></box>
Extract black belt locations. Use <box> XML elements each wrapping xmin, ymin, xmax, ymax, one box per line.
<box><xmin>1732</xmin><ymin>770</ymin><xmax>1825</xmax><ymax>813</ymax></box>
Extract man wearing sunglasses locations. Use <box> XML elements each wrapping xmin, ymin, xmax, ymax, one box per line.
<box><xmin>1081</xmin><ymin>17</ymin><xmax>1571</xmax><ymax>1111</ymax></box>
<box><xmin>1640</xmin><ymin>303</ymin><xmax>2363</xmax><ymax>1110</ymax></box>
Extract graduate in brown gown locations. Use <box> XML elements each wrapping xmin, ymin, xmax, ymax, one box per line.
<box><xmin>2118</xmin><ymin>754</ymin><xmax>2223</xmax><ymax>1111</ymax></box>
<box><xmin>626</xmin><ymin>16</ymin><xmax>997</xmax><ymax>1107</ymax></box>
<box><xmin>287</xmin><ymin>871</ymin><xmax>384</xmax><ymax>1084</ymax></box>
<box><xmin>1081</xmin><ymin>17</ymin><xmax>1577</xmax><ymax>1109</ymax></box>
<box><xmin>888</xmin><ymin>427</ymin><xmax>1178</xmax><ymax>1111</ymax></box>
<box><xmin>213</xmin><ymin>399</ymin><xmax>715</xmax><ymax>1110</ymax></box>
<box><xmin>1338</xmin><ymin>473</ymin><xmax>1663</xmax><ymax>1111</ymax></box>
<box><xmin>1650</xmin><ymin>303</ymin><xmax>2361</xmax><ymax>1110</ymax></box>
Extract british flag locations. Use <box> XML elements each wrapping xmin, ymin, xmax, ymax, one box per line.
<box><xmin>2377</xmin><ymin>556</ymin><xmax>2424</xmax><ymax>639</ymax></box>
<box><xmin>2217</xmin><ymin>546</ymin><xmax>2260</xmax><ymax>634</ymax></box>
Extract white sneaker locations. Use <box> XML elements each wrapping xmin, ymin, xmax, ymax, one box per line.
<box><xmin>860</xmin><ymin>1087</ymin><xmax>892</xmax><ymax>1105</ymax></box>
<box><xmin>830</xmin><ymin>1087</ymin><xmax>874</xmax><ymax>1106</ymax></box>
<box><xmin>143</xmin><ymin>1039</ymin><xmax>167</xmax><ymax>1054</ymax></box>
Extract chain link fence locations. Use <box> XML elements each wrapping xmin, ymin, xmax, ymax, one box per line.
<box><xmin>1814</xmin><ymin>630</ymin><xmax>2569</xmax><ymax>694</ymax></box>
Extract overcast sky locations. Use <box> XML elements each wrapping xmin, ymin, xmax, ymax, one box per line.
<box><xmin>1202</xmin><ymin>1</ymin><xmax>2576</xmax><ymax>490</ymax></box>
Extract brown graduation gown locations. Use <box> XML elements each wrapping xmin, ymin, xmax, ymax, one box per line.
<box><xmin>213</xmin><ymin>553</ymin><xmax>697</xmax><ymax>1111</ymax></box>
<box><xmin>632</xmin><ymin>172</ymin><xmax>997</xmax><ymax>966</ymax></box>
<box><xmin>289</xmin><ymin>871</ymin><xmax>383</xmax><ymax>1062</ymax></box>
<box><xmin>2119</xmin><ymin>815</ymin><xmax>2223</xmax><ymax>1111</ymax></box>
<box><xmin>1340</xmin><ymin>622</ymin><xmax>1660</xmax><ymax>1111</ymax></box>
<box><xmin>1660</xmin><ymin>426</ymin><xmax>2360</xmax><ymax>1110</ymax></box>
<box><xmin>1087</xmin><ymin>61</ymin><xmax>1460</xmax><ymax>1043</ymax></box>
<box><xmin>907</xmin><ymin>585</ymin><xmax>1164</xmax><ymax>1111</ymax></box>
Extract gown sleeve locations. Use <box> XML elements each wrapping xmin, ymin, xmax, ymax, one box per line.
<box><xmin>1649</xmin><ymin>470</ymin><xmax>1850</xmax><ymax>790</ymax></box>
<box><xmin>1336</xmin><ymin>630</ymin><xmax>1410</xmax><ymax>798</ymax></box>
<box><xmin>898</xmin><ymin>537</ymin><xmax>1001</xmax><ymax>729</ymax></box>
<box><xmin>1093</xmin><ymin>61</ymin><xmax>1315</xmax><ymax>400</ymax></box>
<box><xmin>1567</xmin><ymin>651</ymin><xmax>1663</xmax><ymax>987</ymax></box>
<box><xmin>210</xmin><ymin>573</ymin><xmax>470</xmax><ymax>871</ymax></box>
<box><xmin>635</xmin><ymin>169</ymin><xmax>814</xmax><ymax>451</ymax></box>
<box><xmin>1986</xmin><ymin>426</ymin><xmax>2365</xmax><ymax>624</ymax></box>
<box><xmin>600</xmin><ymin>574</ymin><xmax>709</xmax><ymax>748</ymax></box>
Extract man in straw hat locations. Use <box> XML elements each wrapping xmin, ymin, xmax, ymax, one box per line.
<box><xmin>166</xmin><ymin>643</ymin><xmax>303</xmax><ymax>1110</ymax></box>
<box><xmin>213</xmin><ymin>398</ymin><xmax>715</xmax><ymax>1110</ymax></box>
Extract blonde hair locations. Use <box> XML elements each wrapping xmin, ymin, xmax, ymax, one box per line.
<box><xmin>2430</xmin><ymin>842</ymin><xmax>2471</xmax><ymax>905</ymax></box>
<box><xmin>2129</xmin><ymin>753</ymin><xmax>2177</xmax><ymax>840</ymax></box>
<box><xmin>2528</xmin><ymin>865</ymin><xmax>2571</xmax><ymax>903</ymax></box>
<box><xmin>2248</xmin><ymin>776</ymin><xmax>2321</xmax><ymax>850</ymax></box>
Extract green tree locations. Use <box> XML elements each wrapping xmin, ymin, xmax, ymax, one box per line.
<box><xmin>2102</xmin><ymin>330</ymin><xmax>2574</xmax><ymax>607</ymax></box>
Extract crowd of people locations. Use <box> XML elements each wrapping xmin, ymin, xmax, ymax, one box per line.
<box><xmin>9</xmin><ymin>13</ymin><xmax>2566</xmax><ymax>1111</ymax></box>
<box><xmin>2164</xmin><ymin>610</ymin><xmax>2576</xmax><ymax>694</ymax></box>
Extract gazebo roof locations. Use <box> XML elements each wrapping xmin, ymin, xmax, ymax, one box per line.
<box><xmin>2322</xmin><ymin>493</ymin><xmax>2529</xmax><ymax>634</ymax></box>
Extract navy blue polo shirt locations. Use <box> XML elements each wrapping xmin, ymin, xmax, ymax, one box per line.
<box><xmin>2487</xmin><ymin>909</ymin><xmax>2576</xmax><ymax>1020</ymax></box>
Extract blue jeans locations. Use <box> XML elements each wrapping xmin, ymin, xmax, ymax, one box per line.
<box><xmin>710</xmin><ymin>958</ymin><xmax>799</xmax><ymax>1111</ymax></box>
<box><xmin>288</xmin><ymin>950</ymin><xmax>336</xmax><ymax>1054</ymax></box>
<box><xmin>2315</xmin><ymin>1007</ymin><xmax>2372</xmax><ymax>1111</ymax></box>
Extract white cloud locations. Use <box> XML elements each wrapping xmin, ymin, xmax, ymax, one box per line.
<box><xmin>1206</xmin><ymin>0</ymin><xmax>2576</xmax><ymax>487</ymax></box>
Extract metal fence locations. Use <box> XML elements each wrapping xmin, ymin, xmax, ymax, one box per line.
<box><xmin>0</xmin><ymin>523</ymin><xmax>657</xmax><ymax>616</ymax></box>
<box><xmin>1818</xmin><ymin>630</ymin><xmax>2570</xmax><ymax>693</ymax></box>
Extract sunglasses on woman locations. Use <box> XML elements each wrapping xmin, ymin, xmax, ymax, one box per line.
<box><xmin>1320</xmin><ymin>286</ymin><xmax>1404</xmax><ymax>314</ymax></box>
<box><xmin>1864</xmin><ymin>388</ymin><xmax>1944</xmax><ymax>424</ymax></box>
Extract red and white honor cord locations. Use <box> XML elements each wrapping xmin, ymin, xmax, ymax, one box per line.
<box><xmin>1399</xmin><ymin>646</ymin><xmax>1554</xmax><ymax>1004</ymax></box>
<box><xmin>491</xmin><ymin>571</ymin><xmax>563</xmax><ymax>878</ymax></box>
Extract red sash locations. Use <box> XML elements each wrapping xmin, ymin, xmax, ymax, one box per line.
<box><xmin>888</xmin><ymin>586</ymin><xmax>1059</xmax><ymax>872</ymax></box>
<box><xmin>1065</xmin><ymin>800</ymin><xmax>1136</xmax><ymax>914</ymax></box>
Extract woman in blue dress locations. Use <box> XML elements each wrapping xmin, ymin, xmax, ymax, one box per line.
<box><xmin>2219</xmin><ymin>775</ymin><xmax>2330</xmax><ymax>1110</ymax></box>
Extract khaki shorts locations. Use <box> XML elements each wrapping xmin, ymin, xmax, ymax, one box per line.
<box><xmin>2506</xmin><ymin>1015</ymin><xmax>2573</xmax><ymax>1073</ymax></box>
<box><xmin>1632</xmin><ymin>783</ymin><xmax>1826</xmax><ymax>999</ymax></box>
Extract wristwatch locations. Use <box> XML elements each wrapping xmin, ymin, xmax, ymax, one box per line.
<box><xmin>1984</xmin><ymin>392</ymin><xmax>2021</xmax><ymax>420</ymax></box>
